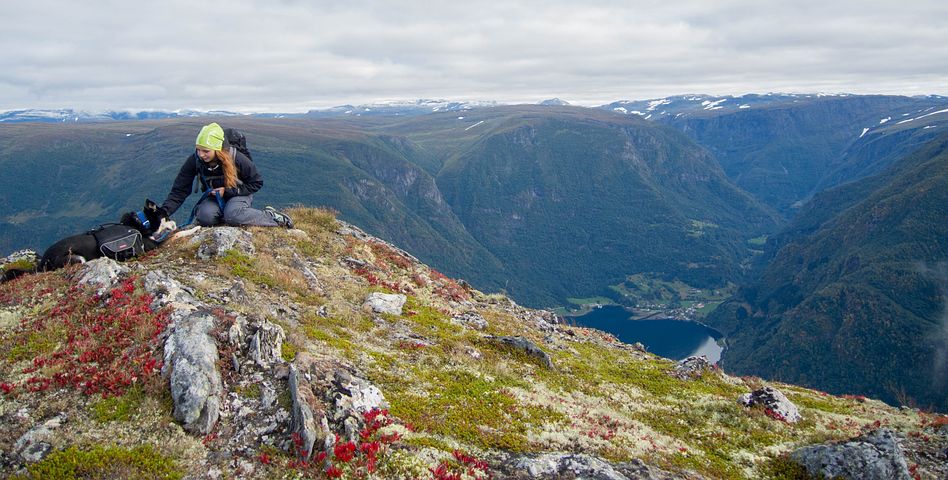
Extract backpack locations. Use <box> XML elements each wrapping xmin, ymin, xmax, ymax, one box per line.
<box><xmin>90</xmin><ymin>224</ymin><xmax>145</xmax><ymax>261</ymax></box>
<box><xmin>194</xmin><ymin>127</ymin><xmax>252</xmax><ymax>192</ymax></box>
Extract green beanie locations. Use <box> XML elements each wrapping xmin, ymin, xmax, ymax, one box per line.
<box><xmin>195</xmin><ymin>123</ymin><xmax>225</xmax><ymax>151</ymax></box>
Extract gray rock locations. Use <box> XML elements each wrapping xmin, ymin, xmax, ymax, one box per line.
<box><xmin>143</xmin><ymin>270</ymin><xmax>198</xmax><ymax>311</ymax></box>
<box><xmin>672</xmin><ymin>356</ymin><xmax>713</xmax><ymax>380</ymax></box>
<box><xmin>191</xmin><ymin>226</ymin><xmax>255</xmax><ymax>260</ymax></box>
<box><xmin>164</xmin><ymin>310</ymin><xmax>223</xmax><ymax>434</ymax></box>
<box><xmin>15</xmin><ymin>414</ymin><xmax>65</xmax><ymax>462</ymax></box>
<box><xmin>790</xmin><ymin>428</ymin><xmax>912</xmax><ymax>480</ymax></box>
<box><xmin>248</xmin><ymin>320</ymin><xmax>286</xmax><ymax>367</ymax></box>
<box><xmin>509</xmin><ymin>453</ymin><xmax>629</xmax><ymax>480</ymax></box>
<box><xmin>363</xmin><ymin>292</ymin><xmax>407</xmax><ymax>315</ymax></box>
<box><xmin>1</xmin><ymin>249</ymin><xmax>38</xmax><ymax>266</ymax></box>
<box><xmin>225</xmin><ymin>280</ymin><xmax>251</xmax><ymax>304</ymax></box>
<box><xmin>452</xmin><ymin>311</ymin><xmax>488</xmax><ymax>330</ymax></box>
<box><xmin>260</xmin><ymin>383</ymin><xmax>277</xmax><ymax>410</ymax></box>
<box><xmin>332</xmin><ymin>370</ymin><xmax>389</xmax><ymax>417</ymax></box>
<box><xmin>293</xmin><ymin>253</ymin><xmax>324</xmax><ymax>294</ymax></box>
<box><xmin>77</xmin><ymin>258</ymin><xmax>129</xmax><ymax>295</ymax></box>
<box><xmin>738</xmin><ymin>386</ymin><xmax>802</xmax><ymax>423</ymax></box>
<box><xmin>487</xmin><ymin>335</ymin><xmax>554</xmax><ymax>369</ymax></box>
<box><xmin>289</xmin><ymin>364</ymin><xmax>331</xmax><ymax>459</ymax></box>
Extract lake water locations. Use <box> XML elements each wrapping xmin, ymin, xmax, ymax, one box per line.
<box><xmin>569</xmin><ymin>305</ymin><xmax>724</xmax><ymax>363</ymax></box>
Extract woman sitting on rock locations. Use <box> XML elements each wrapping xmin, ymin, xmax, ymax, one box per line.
<box><xmin>160</xmin><ymin>122</ymin><xmax>293</xmax><ymax>228</ymax></box>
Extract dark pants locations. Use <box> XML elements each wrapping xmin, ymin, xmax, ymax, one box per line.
<box><xmin>195</xmin><ymin>194</ymin><xmax>278</xmax><ymax>227</ymax></box>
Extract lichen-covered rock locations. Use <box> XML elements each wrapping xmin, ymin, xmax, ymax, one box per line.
<box><xmin>738</xmin><ymin>386</ymin><xmax>802</xmax><ymax>423</ymax></box>
<box><xmin>164</xmin><ymin>310</ymin><xmax>223</xmax><ymax>434</ymax></box>
<box><xmin>502</xmin><ymin>453</ymin><xmax>694</xmax><ymax>480</ymax></box>
<box><xmin>77</xmin><ymin>257</ymin><xmax>129</xmax><ymax>294</ymax></box>
<box><xmin>487</xmin><ymin>335</ymin><xmax>554</xmax><ymax>369</ymax></box>
<box><xmin>191</xmin><ymin>226</ymin><xmax>255</xmax><ymax>260</ymax></box>
<box><xmin>14</xmin><ymin>414</ymin><xmax>65</xmax><ymax>462</ymax></box>
<box><xmin>293</xmin><ymin>252</ymin><xmax>324</xmax><ymax>294</ymax></box>
<box><xmin>143</xmin><ymin>270</ymin><xmax>199</xmax><ymax>311</ymax></box>
<box><xmin>331</xmin><ymin>370</ymin><xmax>389</xmax><ymax>441</ymax></box>
<box><xmin>672</xmin><ymin>355</ymin><xmax>713</xmax><ymax>380</ymax></box>
<box><xmin>507</xmin><ymin>453</ymin><xmax>630</xmax><ymax>480</ymax></box>
<box><xmin>452</xmin><ymin>311</ymin><xmax>488</xmax><ymax>330</ymax></box>
<box><xmin>363</xmin><ymin>292</ymin><xmax>407</xmax><ymax>315</ymax></box>
<box><xmin>1</xmin><ymin>249</ymin><xmax>38</xmax><ymax>266</ymax></box>
<box><xmin>248</xmin><ymin>319</ymin><xmax>286</xmax><ymax>367</ymax></box>
<box><xmin>289</xmin><ymin>364</ymin><xmax>332</xmax><ymax>459</ymax></box>
<box><xmin>790</xmin><ymin>429</ymin><xmax>912</xmax><ymax>480</ymax></box>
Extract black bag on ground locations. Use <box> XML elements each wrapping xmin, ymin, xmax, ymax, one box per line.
<box><xmin>90</xmin><ymin>224</ymin><xmax>145</xmax><ymax>261</ymax></box>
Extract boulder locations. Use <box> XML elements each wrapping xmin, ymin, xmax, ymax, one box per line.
<box><xmin>77</xmin><ymin>258</ymin><xmax>129</xmax><ymax>295</ymax></box>
<box><xmin>289</xmin><ymin>364</ymin><xmax>332</xmax><ymax>459</ymax></box>
<box><xmin>191</xmin><ymin>226</ymin><xmax>255</xmax><ymax>260</ymax></box>
<box><xmin>143</xmin><ymin>270</ymin><xmax>199</xmax><ymax>311</ymax></box>
<box><xmin>738</xmin><ymin>386</ymin><xmax>801</xmax><ymax>423</ymax></box>
<box><xmin>248</xmin><ymin>319</ymin><xmax>286</xmax><ymax>367</ymax></box>
<box><xmin>14</xmin><ymin>414</ymin><xmax>65</xmax><ymax>463</ymax></box>
<box><xmin>164</xmin><ymin>310</ymin><xmax>223</xmax><ymax>434</ymax></box>
<box><xmin>1</xmin><ymin>249</ymin><xmax>38</xmax><ymax>266</ymax></box>
<box><xmin>452</xmin><ymin>311</ymin><xmax>488</xmax><ymax>330</ymax></box>
<box><xmin>672</xmin><ymin>356</ymin><xmax>713</xmax><ymax>380</ymax></box>
<box><xmin>293</xmin><ymin>253</ymin><xmax>324</xmax><ymax>294</ymax></box>
<box><xmin>363</xmin><ymin>292</ymin><xmax>407</xmax><ymax>315</ymax></box>
<box><xmin>331</xmin><ymin>370</ymin><xmax>389</xmax><ymax>442</ymax></box>
<box><xmin>487</xmin><ymin>335</ymin><xmax>554</xmax><ymax>369</ymax></box>
<box><xmin>508</xmin><ymin>453</ymin><xmax>629</xmax><ymax>480</ymax></box>
<box><xmin>790</xmin><ymin>429</ymin><xmax>912</xmax><ymax>480</ymax></box>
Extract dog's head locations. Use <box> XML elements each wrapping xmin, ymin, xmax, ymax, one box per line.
<box><xmin>122</xmin><ymin>199</ymin><xmax>176</xmax><ymax>239</ymax></box>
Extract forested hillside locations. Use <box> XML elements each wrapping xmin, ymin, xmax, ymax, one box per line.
<box><xmin>707</xmin><ymin>132</ymin><xmax>948</xmax><ymax>411</ymax></box>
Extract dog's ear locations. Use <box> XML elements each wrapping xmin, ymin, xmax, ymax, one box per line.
<box><xmin>145</xmin><ymin>199</ymin><xmax>157</xmax><ymax>212</ymax></box>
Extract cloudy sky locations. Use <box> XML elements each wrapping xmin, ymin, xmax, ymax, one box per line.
<box><xmin>2</xmin><ymin>0</ymin><xmax>946</xmax><ymax>112</ymax></box>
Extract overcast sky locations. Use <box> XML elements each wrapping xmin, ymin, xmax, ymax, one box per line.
<box><xmin>2</xmin><ymin>0</ymin><xmax>946</xmax><ymax>112</ymax></box>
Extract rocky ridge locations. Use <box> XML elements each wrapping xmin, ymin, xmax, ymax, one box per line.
<box><xmin>1</xmin><ymin>208</ymin><xmax>946</xmax><ymax>479</ymax></box>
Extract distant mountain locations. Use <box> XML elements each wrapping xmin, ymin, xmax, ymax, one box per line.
<box><xmin>0</xmin><ymin>108</ymin><xmax>243</xmax><ymax>123</ymax></box>
<box><xmin>0</xmin><ymin>107</ymin><xmax>777</xmax><ymax>308</ymax></box>
<box><xmin>0</xmin><ymin>100</ymin><xmax>498</xmax><ymax>123</ymax></box>
<box><xmin>538</xmin><ymin>98</ymin><xmax>571</xmax><ymax>106</ymax></box>
<box><xmin>602</xmin><ymin>94</ymin><xmax>948</xmax><ymax>217</ymax></box>
<box><xmin>707</xmin><ymin>132</ymin><xmax>948</xmax><ymax>411</ymax></box>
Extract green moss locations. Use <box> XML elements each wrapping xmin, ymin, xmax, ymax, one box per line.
<box><xmin>17</xmin><ymin>444</ymin><xmax>182</xmax><ymax>480</ymax></box>
<box><xmin>278</xmin><ymin>387</ymin><xmax>293</xmax><ymax>411</ymax></box>
<box><xmin>759</xmin><ymin>455</ymin><xmax>826</xmax><ymax>479</ymax></box>
<box><xmin>218</xmin><ymin>249</ymin><xmax>275</xmax><ymax>287</ymax></box>
<box><xmin>236</xmin><ymin>383</ymin><xmax>262</xmax><ymax>399</ymax></box>
<box><xmin>1</xmin><ymin>258</ymin><xmax>36</xmax><ymax>272</ymax></box>
<box><xmin>404</xmin><ymin>435</ymin><xmax>453</xmax><ymax>452</ymax></box>
<box><xmin>386</xmin><ymin>367</ymin><xmax>542</xmax><ymax>452</ymax></box>
<box><xmin>91</xmin><ymin>386</ymin><xmax>145</xmax><ymax>423</ymax></box>
<box><xmin>784</xmin><ymin>391</ymin><xmax>855</xmax><ymax>415</ymax></box>
<box><xmin>542</xmin><ymin>342</ymin><xmax>683</xmax><ymax>397</ymax></box>
<box><xmin>7</xmin><ymin>323</ymin><xmax>67</xmax><ymax>362</ymax></box>
<box><xmin>281</xmin><ymin>341</ymin><xmax>298</xmax><ymax>362</ymax></box>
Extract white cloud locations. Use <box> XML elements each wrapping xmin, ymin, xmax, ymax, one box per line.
<box><xmin>1</xmin><ymin>0</ymin><xmax>947</xmax><ymax>111</ymax></box>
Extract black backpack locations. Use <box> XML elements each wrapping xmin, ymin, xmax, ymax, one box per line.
<box><xmin>194</xmin><ymin>127</ymin><xmax>253</xmax><ymax>192</ymax></box>
<box><xmin>90</xmin><ymin>224</ymin><xmax>145</xmax><ymax>261</ymax></box>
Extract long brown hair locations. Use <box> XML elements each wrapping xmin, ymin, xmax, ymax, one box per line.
<box><xmin>214</xmin><ymin>149</ymin><xmax>238</xmax><ymax>189</ymax></box>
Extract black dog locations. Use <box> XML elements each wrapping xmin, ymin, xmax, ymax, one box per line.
<box><xmin>1</xmin><ymin>199</ymin><xmax>176</xmax><ymax>282</ymax></box>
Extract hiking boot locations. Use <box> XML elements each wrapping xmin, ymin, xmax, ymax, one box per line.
<box><xmin>265</xmin><ymin>206</ymin><xmax>294</xmax><ymax>229</ymax></box>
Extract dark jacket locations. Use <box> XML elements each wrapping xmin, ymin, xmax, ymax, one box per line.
<box><xmin>161</xmin><ymin>150</ymin><xmax>263</xmax><ymax>216</ymax></box>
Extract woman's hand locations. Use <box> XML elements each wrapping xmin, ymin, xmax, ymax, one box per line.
<box><xmin>211</xmin><ymin>187</ymin><xmax>225</xmax><ymax>198</ymax></box>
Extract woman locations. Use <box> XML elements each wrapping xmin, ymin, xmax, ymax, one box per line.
<box><xmin>160</xmin><ymin>122</ymin><xmax>293</xmax><ymax>228</ymax></box>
